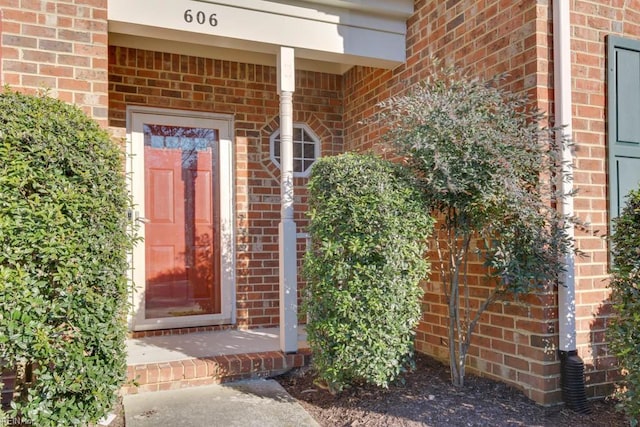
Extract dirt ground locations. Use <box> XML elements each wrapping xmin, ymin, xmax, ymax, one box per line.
<box><xmin>274</xmin><ymin>353</ymin><xmax>628</xmax><ymax>427</ymax></box>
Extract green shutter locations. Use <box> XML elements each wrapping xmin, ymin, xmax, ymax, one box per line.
<box><xmin>608</xmin><ymin>36</ymin><xmax>640</xmax><ymax>219</ymax></box>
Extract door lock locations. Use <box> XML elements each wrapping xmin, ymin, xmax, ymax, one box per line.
<box><xmin>128</xmin><ymin>209</ymin><xmax>150</xmax><ymax>224</ymax></box>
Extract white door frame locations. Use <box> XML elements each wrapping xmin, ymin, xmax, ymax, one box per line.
<box><xmin>126</xmin><ymin>106</ymin><xmax>235</xmax><ymax>331</ymax></box>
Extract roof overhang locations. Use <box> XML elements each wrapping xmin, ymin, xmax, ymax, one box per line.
<box><xmin>108</xmin><ymin>0</ymin><xmax>413</xmax><ymax>74</ymax></box>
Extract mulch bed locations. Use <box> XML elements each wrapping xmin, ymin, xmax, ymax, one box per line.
<box><xmin>275</xmin><ymin>353</ymin><xmax>628</xmax><ymax>427</ymax></box>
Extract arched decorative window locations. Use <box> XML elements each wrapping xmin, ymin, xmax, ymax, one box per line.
<box><xmin>270</xmin><ymin>123</ymin><xmax>320</xmax><ymax>177</ymax></box>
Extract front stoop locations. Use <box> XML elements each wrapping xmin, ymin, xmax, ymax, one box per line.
<box><xmin>123</xmin><ymin>349</ymin><xmax>311</xmax><ymax>395</ymax></box>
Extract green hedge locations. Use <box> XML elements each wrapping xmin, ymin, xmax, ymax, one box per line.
<box><xmin>303</xmin><ymin>153</ymin><xmax>433</xmax><ymax>392</ymax></box>
<box><xmin>609</xmin><ymin>188</ymin><xmax>640</xmax><ymax>426</ymax></box>
<box><xmin>0</xmin><ymin>90</ymin><xmax>135</xmax><ymax>426</ymax></box>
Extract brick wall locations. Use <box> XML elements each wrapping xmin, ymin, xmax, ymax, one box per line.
<box><xmin>0</xmin><ymin>0</ymin><xmax>632</xmax><ymax>408</ymax></box>
<box><xmin>570</xmin><ymin>0</ymin><xmax>640</xmax><ymax>398</ymax></box>
<box><xmin>108</xmin><ymin>46</ymin><xmax>343</xmax><ymax>329</ymax></box>
<box><xmin>343</xmin><ymin>0</ymin><xmax>623</xmax><ymax>405</ymax></box>
<box><xmin>0</xmin><ymin>0</ymin><xmax>109</xmax><ymax>125</ymax></box>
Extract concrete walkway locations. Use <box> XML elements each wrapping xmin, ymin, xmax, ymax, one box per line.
<box><xmin>123</xmin><ymin>379</ymin><xmax>319</xmax><ymax>427</ymax></box>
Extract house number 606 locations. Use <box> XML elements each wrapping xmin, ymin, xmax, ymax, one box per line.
<box><xmin>184</xmin><ymin>9</ymin><xmax>218</xmax><ymax>26</ymax></box>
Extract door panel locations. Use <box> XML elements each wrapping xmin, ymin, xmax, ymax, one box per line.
<box><xmin>128</xmin><ymin>107</ymin><xmax>234</xmax><ymax>331</ymax></box>
<box><xmin>149</xmin><ymin>168</ymin><xmax>175</xmax><ymax>222</ymax></box>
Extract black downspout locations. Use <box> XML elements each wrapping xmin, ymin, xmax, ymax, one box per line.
<box><xmin>559</xmin><ymin>350</ymin><xmax>591</xmax><ymax>414</ymax></box>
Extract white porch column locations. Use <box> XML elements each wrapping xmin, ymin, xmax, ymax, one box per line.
<box><xmin>277</xmin><ymin>46</ymin><xmax>298</xmax><ymax>353</ymax></box>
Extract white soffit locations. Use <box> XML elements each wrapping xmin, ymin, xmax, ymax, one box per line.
<box><xmin>108</xmin><ymin>0</ymin><xmax>413</xmax><ymax>74</ymax></box>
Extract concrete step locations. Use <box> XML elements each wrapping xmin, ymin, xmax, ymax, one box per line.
<box><xmin>123</xmin><ymin>327</ymin><xmax>310</xmax><ymax>395</ymax></box>
<box><xmin>123</xmin><ymin>349</ymin><xmax>311</xmax><ymax>394</ymax></box>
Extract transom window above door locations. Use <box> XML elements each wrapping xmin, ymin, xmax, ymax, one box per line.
<box><xmin>270</xmin><ymin>123</ymin><xmax>320</xmax><ymax>177</ymax></box>
<box><xmin>144</xmin><ymin>125</ymin><xmax>217</xmax><ymax>151</ymax></box>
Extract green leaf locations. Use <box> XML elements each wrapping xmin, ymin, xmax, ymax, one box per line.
<box><xmin>304</xmin><ymin>153</ymin><xmax>433</xmax><ymax>390</ymax></box>
<box><xmin>0</xmin><ymin>89</ymin><xmax>135</xmax><ymax>425</ymax></box>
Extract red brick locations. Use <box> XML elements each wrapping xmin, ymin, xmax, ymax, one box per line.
<box><xmin>1</xmin><ymin>0</ymin><xmax>620</xmax><ymax>409</ymax></box>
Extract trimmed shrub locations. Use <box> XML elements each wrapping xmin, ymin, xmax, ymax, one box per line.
<box><xmin>608</xmin><ymin>188</ymin><xmax>640</xmax><ymax>425</ymax></box>
<box><xmin>374</xmin><ymin>65</ymin><xmax>574</xmax><ymax>387</ymax></box>
<box><xmin>0</xmin><ymin>90</ymin><xmax>135</xmax><ymax>426</ymax></box>
<box><xmin>303</xmin><ymin>153</ymin><xmax>433</xmax><ymax>392</ymax></box>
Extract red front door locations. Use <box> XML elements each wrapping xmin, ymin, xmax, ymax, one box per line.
<box><xmin>143</xmin><ymin>124</ymin><xmax>221</xmax><ymax>319</ymax></box>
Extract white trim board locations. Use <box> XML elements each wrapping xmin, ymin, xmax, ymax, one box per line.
<box><xmin>108</xmin><ymin>0</ymin><xmax>413</xmax><ymax>72</ymax></box>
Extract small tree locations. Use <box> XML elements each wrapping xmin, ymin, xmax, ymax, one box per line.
<box><xmin>375</xmin><ymin>66</ymin><xmax>574</xmax><ymax>387</ymax></box>
<box><xmin>303</xmin><ymin>153</ymin><xmax>433</xmax><ymax>393</ymax></box>
<box><xmin>0</xmin><ymin>90</ymin><xmax>135</xmax><ymax>425</ymax></box>
<box><xmin>608</xmin><ymin>188</ymin><xmax>640</xmax><ymax>425</ymax></box>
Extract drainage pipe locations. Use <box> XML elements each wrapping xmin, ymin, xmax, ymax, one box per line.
<box><xmin>552</xmin><ymin>1</ymin><xmax>590</xmax><ymax>414</ymax></box>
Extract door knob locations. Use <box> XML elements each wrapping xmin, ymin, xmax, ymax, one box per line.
<box><xmin>128</xmin><ymin>209</ymin><xmax>150</xmax><ymax>224</ymax></box>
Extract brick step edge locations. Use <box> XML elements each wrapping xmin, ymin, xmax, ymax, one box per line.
<box><xmin>122</xmin><ymin>349</ymin><xmax>312</xmax><ymax>395</ymax></box>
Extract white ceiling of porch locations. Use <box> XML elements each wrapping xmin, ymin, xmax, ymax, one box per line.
<box><xmin>108</xmin><ymin>0</ymin><xmax>414</xmax><ymax>74</ymax></box>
